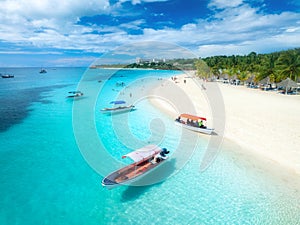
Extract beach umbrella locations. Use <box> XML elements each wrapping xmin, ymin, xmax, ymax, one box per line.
<box><xmin>245</xmin><ymin>75</ymin><xmax>256</xmax><ymax>87</ymax></box>
<box><xmin>276</xmin><ymin>78</ymin><xmax>299</xmax><ymax>94</ymax></box>
<box><xmin>246</xmin><ymin>75</ymin><xmax>255</xmax><ymax>83</ymax></box>
<box><xmin>258</xmin><ymin>76</ymin><xmax>271</xmax><ymax>90</ymax></box>
<box><xmin>218</xmin><ymin>73</ymin><xmax>229</xmax><ymax>82</ymax></box>
<box><xmin>231</xmin><ymin>75</ymin><xmax>237</xmax><ymax>79</ymax></box>
<box><xmin>259</xmin><ymin>76</ymin><xmax>270</xmax><ymax>85</ymax></box>
<box><xmin>219</xmin><ymin>73</ymin><xmax>229</xmax><ymax>79</ymax></box>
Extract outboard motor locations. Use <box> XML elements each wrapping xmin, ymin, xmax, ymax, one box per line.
<box><xmin>160</xmin><ymin>148</ymin><xmax>170</xmax><ymax>158</ymax></box>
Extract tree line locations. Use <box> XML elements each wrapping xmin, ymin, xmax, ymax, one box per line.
<box><xmin>114</xmin><ymin>48</ymin><xmax>300</xmax><ymax>83</ymax></box>
<box><xmin>198</xmin><ymin>48</ymin><xmax>300</xmax><ymax>83</ymax></box>
<box><xmin>125</xmin><ymin>61</ymin><xmax>179</xmax><ymax>70</ymax></box>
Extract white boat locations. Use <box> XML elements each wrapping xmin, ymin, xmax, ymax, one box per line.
<box><xmin>1</xmin><ymin>74</ymin><xmax>14</xmax><ymax>78</ymax></box>
<box><xmin>101</xmin><ymin>145</ymin><xmax>170</xmax><ymax>189</ymax></box>
<box><xmin>67</xmin><ymin>91</ymin><xmax>83</xmax><ymax>98</ymax></box>
<box><xmin>100</xmin><ymin>100</ymin><xmax>135</xmax><ymax>114</ymax></box>
<box><xmin>175</xmin><ymin>113</ymin><xmax>214</xmax><ymax>135</ymax></box>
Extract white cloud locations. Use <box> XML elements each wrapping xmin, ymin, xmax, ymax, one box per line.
<box><xmin>135</xmin><ymin>3</ymin><xmax>300</xmax><ymax>57</ymax></box>
<box><xmin>0</xmin><ymin>0</ymin><xmax>114</xmax><ymax>51</ymax></box>
<box><xmin>0</xmin><ymin>0</ymin><xmax>110</xmax><ymax>20</ymax></box>
<box><xmin>285</xmin><ymin>27</ymin><xmax>300</xmax><ymax>33</ymax></box>
<box><xmin>118</xmin><ymin>0</ymin><xmax>169</xmax><ymax>4</ymax></box>
<box><xmin>139</xmin><ymin>6</ymin><xmax>299</xmax><ymax>43</ymax></box>
<box><xmin>131</xmin><ymin>0</ymin><xmax>142</xmax><ymax>4</ymax></box>
<box><xmin>0</xmin><ymin>0</ymin><xmax>300</xmax><ymax>64</ymax></box>
<box><xmin>208</xmin><ymin>0</ymin><xmax>243</xmax><ymax>9</ymax></box>
<box><xmin>50</xmin><ymin>56</ymin><xmax>97</xmax><ymax>66</ymax></box>
<box><xmin>0</xmin><ymin>50</ymin><xmax>63</xmax><ymax>55</ymax></box>
<box><xmin>120</xmin><ymin>19</ymin><xmax>146</xmax><ymax>29</ymax></box>
<box><xmin>0</xmin><ymin>0</ymin><xmax>163</xmax><ymax>55</ymax></box>
<box><xmin>197</xmin><ymin>29</ymin><xmax>300</xmax><ymax>57</ymax></box>
<box><xmin>198</xmin><ymin>44</ymin><xmax>248</xmax><ymax>56</ymax></box>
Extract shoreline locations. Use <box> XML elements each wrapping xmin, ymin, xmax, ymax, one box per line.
<box><xmin>149</xmin><ymin>73</ymin><xmax>300</xmax><ymax>185</ymax></box>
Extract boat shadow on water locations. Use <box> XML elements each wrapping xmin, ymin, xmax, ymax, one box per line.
<box><xmin>102</xmin><ymin>108</ymin><xmax>137</xmax><ymax>116</ymax></box>
<box><xmin>211</xmin><ymin>131</ymin><xmax>218</xmax><ymax>136</ymax></box>
<box><xmin>121</xmin><ymin>158</ymin><xmax>176</xmax><ymax>202</ymax></box>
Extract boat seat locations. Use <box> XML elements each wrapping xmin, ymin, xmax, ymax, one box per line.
<box><xmin>151</xmin><ymin>159</ymin><xmax>157</xmax><ymax>164</ymax></box>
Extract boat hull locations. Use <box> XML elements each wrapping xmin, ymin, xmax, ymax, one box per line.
<box><xmin>102</xmin><ymin>156</ymin><xmax>167</xmax><ymax>189</ymax></box>
<box><xmin>66</xmin><ymin>94</ymin><xmax>83</xmax><ymax>98</ymax></box>
<box><xmin>175</xmin><ymin>121</ymin><xmax>214</xmax><ymax>134</ymax></box>
<box><xmin>1</xmin><ymin>75</ymin><xmax>14</xmax><ymax>78</ymax></box>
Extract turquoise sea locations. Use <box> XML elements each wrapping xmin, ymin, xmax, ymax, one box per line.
<box><xmin>1</xmin><ymin>67</ymin><xmax>300</xmax><ymax>225</ymax></box>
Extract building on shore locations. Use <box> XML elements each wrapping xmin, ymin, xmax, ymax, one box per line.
<box><xmin>136</xmin><ymin>57</ymin><xmax>166</xmax><ymax>64</ymax></box>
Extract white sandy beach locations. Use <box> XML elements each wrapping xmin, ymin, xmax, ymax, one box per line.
<box><xmin>150</xmin><ymin>73</ymin><xmax>300</xmax><ymax>181</ymax></box>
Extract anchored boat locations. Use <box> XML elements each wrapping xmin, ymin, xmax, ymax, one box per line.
<box><xmin>100</xmin><ymin>100</ymin><xmax>134</xmax><ymax>114</ymax></box>
<box><xmin>175</xmin><ymin>113</ymin><xmax>214</xmax><ymax>135</ymax></box>
<box><xmin>67</xmin><ymin>91</ymin><xmax>84</xmax><ymax>98</ymax></box>
<box><xmin>39</xmin><ymin>68</ymin><xmax>47</xmax><ymax>73</ymax></box>
<box><xmin>102</xmin><ymin>145</ymin><xmax>170</xmax><ymax>189</ymax></box>
<box><xmin>1</xmin><ymin>74</ymin><xmax>14</xmax><ymax>78</ymax></box>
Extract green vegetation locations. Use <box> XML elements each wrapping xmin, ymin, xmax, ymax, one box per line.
<box><xmin>124</xmin><ymin>58</ymin><xmax>198</xmax><ymax>70</ymax></box>
<box><xmin>200</xmin><ymin>48</ymin><xmax>300</xmax><ymax>83</ymax></box>
<box><xmin>92</xmin><ymin>48</ymin><xmax>300</xmax><ymax>83</ymax></box>
<box><xmin>124</xmin><ymin>62</ymin><xmax>181</xmax><ymax>70</ymax></box>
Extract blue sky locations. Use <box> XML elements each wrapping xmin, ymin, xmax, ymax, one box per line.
<box><xmin>0</xmin><ymin>0</ymin><xmax>299</xmax><ymax>67</ymax></box>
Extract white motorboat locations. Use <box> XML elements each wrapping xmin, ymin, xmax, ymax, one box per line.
<box><xmin>101</xmin><ymin>145</ymin><xmax>169</xmax><ymax>189</ymax></box>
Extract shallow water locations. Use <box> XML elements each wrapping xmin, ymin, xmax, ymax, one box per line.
<box><xmin>0</xmin><ymin>67</ymin><xmax>299</xmax><ymax>225</ymax></box>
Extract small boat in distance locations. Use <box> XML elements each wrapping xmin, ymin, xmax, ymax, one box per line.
<box><xmin>1</xmin><ymin>74</ymin><xmax>14</xmax><ymax>78</ymax></box>
<box><xmin>39</xmin><ymin>68</ymin><xmax>47</xmax><ymax>73</ymax></box>
<box><xmin>175</xmin><ymin>113</ymin><xmax>214</xmax><ymax>135</ymax></box>
<box><xmin>102</xmin><ymin>145</ymin><xmax>170</xmax><ymax>189</ymax></box>
<box><xmin>100</xmin><ymin>100</ymin><xmax>135</xmax><ymax>114</ymax></box>
<box><xmin>67</xmin><ymin>91</ymin><xmax>84</xmax><ymax>98</ymax></box>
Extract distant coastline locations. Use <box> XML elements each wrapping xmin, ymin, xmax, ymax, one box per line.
<box><xmin>90</xmin><ymin>48</ymin><xmax>300</xmax><ymax>85</ymax></box>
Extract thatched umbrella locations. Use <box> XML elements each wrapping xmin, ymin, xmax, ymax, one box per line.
<box><xmin>258</xmin><ymin>76</ymin><xmax>271</xmax><ymax>90</ymax></box>
<box><xmin>259</xmin><ymin>76</ymin><xmax>270</xmax><ymax>85</ymax></box>
<box><xmin>246</xmin><ymin>76</ymin><xmax>253</xmax><ymax>83</ymax></box>
<box><xmin>246</xmin><ymin>75</ymin><xmax>255</xmax><ymax>84</ymax></box>
<box><xmin>218</xmin><ymin>73</ymin><xmax>229</xmax><ymax>79</ymax></box>
<box><xmin>277</xmin><ymin>78</ymin><xmax>299</xmax><ymax>94</ymax></box>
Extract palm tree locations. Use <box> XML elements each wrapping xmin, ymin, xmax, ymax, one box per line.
<box><xmin>275</xmin><ymin>50</ymin><xmax>300</xmax><ymax>82</ymax></box>
<box><xmin>258</xmin><ymin>53</ymin><xmax>279</xmax><ymax>82</ymax></box>
<box><xmin>195</xmin><ymin>59</ymin><xmax>211</xmax><ymax>79</ymax></box>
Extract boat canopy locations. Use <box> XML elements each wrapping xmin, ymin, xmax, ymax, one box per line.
<box><xmin>110</xmin><ymin>100</ymin><xmax>126</xmax><ymax>104</ymax></box>
<box><xmin>122</xmin><ymin>145</ymin><xmax>161</xmax><ymax>162</ymax></box>
<box><xmin>180</xmin><ymin>113</ymin><xmax>206</xmax><ymax>121</ymax></box>
<box><xmin>68</xmin><ymin>91</ymin><xmax>82</xmax><ymax>94</ymax></box>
